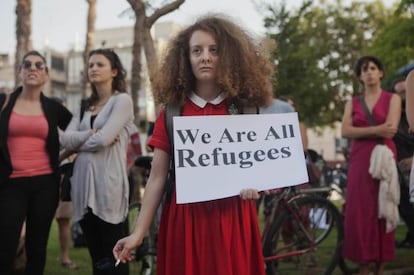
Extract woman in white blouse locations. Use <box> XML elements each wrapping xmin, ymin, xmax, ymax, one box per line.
<box><xmin>61</xmin><ymin>48</ymin><xmax>134</xmax><ymax>275</ymax></box>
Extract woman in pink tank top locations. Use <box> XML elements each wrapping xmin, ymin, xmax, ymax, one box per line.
<box><xmin>0</xmin><ymin>50</ymin><xmax>72</xmax><ymax>275</ymax></box>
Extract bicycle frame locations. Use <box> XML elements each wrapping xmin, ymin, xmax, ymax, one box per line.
<box><xmin>261</xmin><ymin>186</ymin><xmax>335</xmax><ymax>263</ymax></box>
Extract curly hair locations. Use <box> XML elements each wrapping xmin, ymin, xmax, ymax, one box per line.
<box><xmin>153</xmin><ymin>14</ymin><xmax>274</xmax><ymax>108</ymax></box>
<box><xmin>87</xmin><ymin>48</ymin><xmax>127</xmax><ymax>106</ymax></box>
<box><xmin>354</xmin><ymin>55</ymin><xmax>384</xmax><ymax>80</ymax></box>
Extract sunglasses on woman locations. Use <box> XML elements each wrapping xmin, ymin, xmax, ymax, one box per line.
<box><xmin>21</xmin><ymin>60</ymin><xmax>45</xmax><ymax>70</ymax></box>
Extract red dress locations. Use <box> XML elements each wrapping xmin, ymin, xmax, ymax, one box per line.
<box><xmin>342</xmin><ymin>91</ymin><xmax>396</xmax><ymax>263</ymax></box>
<box><xmin>149</xmin><ymin>99</ymin><xmax>265</xmax><ymax>275</ymax></box>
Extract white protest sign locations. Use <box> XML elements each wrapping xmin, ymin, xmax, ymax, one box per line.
<box><xmin>173</xmin><ymin>113</ymin><xmax>308</xmax><ymax>204</ymax></box>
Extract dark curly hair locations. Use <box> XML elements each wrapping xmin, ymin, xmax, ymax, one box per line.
<box><xmin>87</xmin><ymin>48</ymin><xmax>127</xmax><ymax>107</ymax></box>
<box><xmin>153</xmin><ymin>14</ymin><xmax>274</xmax><ymax>108</ymax></box>
<box><xmin>354</xmin><ymin>55</ymin><xmax>384</xmax><ymax>81</ymax></box>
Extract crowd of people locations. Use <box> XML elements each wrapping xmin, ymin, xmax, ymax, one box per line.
<box><xmin>0</xmin><ymin>12</ymin><xmax>414</xmax><ymax>275</ymax></box>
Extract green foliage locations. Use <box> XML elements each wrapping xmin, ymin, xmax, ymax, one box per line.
<box><xmin>396</xmin><ymin>0</ymin><xmax>414</xmax><ymax>15</ymax></box>
<box><xmin>264</xmin><ymin>0</ymin><xmax>397</xmax><ymax>127</ymax></box>
<box><xmin>368</xmin><ymin>15</ymin><xmax>414</xmax><ymax>89</ymax></box>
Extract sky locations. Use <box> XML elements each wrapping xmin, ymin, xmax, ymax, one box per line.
<box><xmin>0</xmin><ymin>0</ymin><xmax>395</xmax><ymax>56</ymax></box>
<box><xmin>0</xmin><ymin>0</ymin><xmax>303</xmax><ymax>55</ymax></box>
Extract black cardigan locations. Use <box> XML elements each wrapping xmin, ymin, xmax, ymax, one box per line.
<box><xmin>0</xmin><ymin>87</ymin><xmax>73</xmax><ymax>183</ymax></box>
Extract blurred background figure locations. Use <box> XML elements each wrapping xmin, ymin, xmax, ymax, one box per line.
<box><xmin>391</xmin><ymin>77</ymin><xmax>414</xmax><ymax>248</ymax></box>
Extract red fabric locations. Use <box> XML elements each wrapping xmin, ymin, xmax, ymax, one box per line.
<box><xmin>342</xmin><ymin>91</ymin><xmax>396</xmax><ymax>263</ymax></box>
<box><xmin>149</xmin><ymin>100</ymin><xmax>265</xmax><ymax>275</ymax></box>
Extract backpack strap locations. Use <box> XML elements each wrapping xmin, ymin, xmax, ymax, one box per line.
<box><xmin>164</xmin><ymin>102</ymin><xmax>182</xmax><ymax>201</ymax></box>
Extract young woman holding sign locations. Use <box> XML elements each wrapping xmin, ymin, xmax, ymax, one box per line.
<box><xmin>113</xmin><ymin>14</ymin><xmax>273</xmax><ymax>275</ymax></box>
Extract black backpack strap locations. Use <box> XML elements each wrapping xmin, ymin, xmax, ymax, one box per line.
<box><xmin>164</xmin><ymin>103</ymin><xmax>182</xmax><ymax>201</ymax></box>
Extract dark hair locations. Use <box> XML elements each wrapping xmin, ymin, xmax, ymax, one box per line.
<box><xmin>391</xmin><ymin>77</ymin><xmax>406</xmax><ymax>93</ymax></box>
<box><xmin>87</xmin><ymin>48</ymin><xmax>127</xmax><ymax>106</ymax></box>
<box><xmin>153</xmin><ymin>14</ymin><xmax>273</xmax><ymax>107</ymax></box>
<box><xmin>354</xmin><ymin>55</ymin><xmax>384</xmax><ymax>79</ymax></box>
<box><xmin>21</xmin><ymin>50</ymin><xmax>49</xmax><ymax>73</ymax></box>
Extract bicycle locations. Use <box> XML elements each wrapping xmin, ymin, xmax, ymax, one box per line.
<box><xmin>127</xmin><ymin>155</ymin><xmax>157</xmax><ymax>275</ymax></box>
<box><xmin>261</xmin><ymin>185</ymin><xmax>344</xmax><ymax>275</ymax></box>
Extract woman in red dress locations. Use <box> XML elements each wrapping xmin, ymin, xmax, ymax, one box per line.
<box><xmin>113</xmin><ymin>15</ymin><xmax>273</xmax><ymax>275</ymax></box>
<box><xmin>341</xmin><ymin>56</ymin><xmax>401</xmax><ymax>275</ymax></box>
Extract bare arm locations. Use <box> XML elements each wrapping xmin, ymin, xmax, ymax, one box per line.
<box><xmin>113</xmin><ymin>148</ymin><xmax>169</xmax><ymax>262</ymax></box>
<box><xmin>342</xmin><ymin>95</ymin><xmax>400</xmax><ymax>139</ymax></box>
<box><xmin>406</xmin><ymin>70</ymin><xmax>414</xmax><ymax>130</ymax></box>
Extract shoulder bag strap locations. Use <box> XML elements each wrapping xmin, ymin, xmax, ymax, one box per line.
<box><xmin>358</xmin><ymin>95</ymin><xmax>383</xmax><ymax>144</ymax></box>
<box><xmin>358</xmin><ymin>95</ymin><xmax>375</xmax><ymax>126</ymax></box>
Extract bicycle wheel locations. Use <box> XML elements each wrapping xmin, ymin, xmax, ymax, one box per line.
<box><xmin>128</xmin><ymin>202</ymin><xmax>156</xmax><ymax>275</ymax></box>
<box><xmin>262</xmin><ymin>195</ymin><xmax>343</xmax><ymax>275</ymax></box>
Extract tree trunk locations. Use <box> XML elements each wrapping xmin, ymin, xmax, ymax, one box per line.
<box><xmin>127</xmin><ymin>0</ymin><xmax>185</xmax><ymax>124</ymax></box>
<box><xmin>127</xmin><ymin>0</ymin><xmax>145</xmax><ymax>124</ymax></box>
<box><xmin>144</xmin><ymin>0</ymin><xmax>185</xmax><ymax>87</ymax></box>
<box><xmin>82</xmin><ymin>0</ymin><xmax>97</xmax><ymax>98</ymax></box>
<box><xmin>14</xmin><ymin>0</ymin><xmax>32</xmax><ymax>88</ymax></box>
<box><xmin>143</xmin><ymin>28</ymin><xmax>157</xmax><ymax>85</ymax></box>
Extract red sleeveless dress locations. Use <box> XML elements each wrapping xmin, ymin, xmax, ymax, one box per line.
<box><xmin>149</xmin><ymin>99</ymin><xmax>265</xmax><ymax>275</ymax></box>
<box><xmin>342</xmin><ymin>91</ymin><xmax>396</xmax><ymax>263</ymax></box>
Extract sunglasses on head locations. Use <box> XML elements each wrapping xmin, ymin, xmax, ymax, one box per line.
<box><xmin>22</xmin><ymin>60</ymin><xmax>45</xmax><ymax>70</ymax></box>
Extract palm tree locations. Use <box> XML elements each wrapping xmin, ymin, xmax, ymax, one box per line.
<box><xmin>15</xmin><ymin>0</ymin><xmax>32</xmax><ymax>87</ymax></box>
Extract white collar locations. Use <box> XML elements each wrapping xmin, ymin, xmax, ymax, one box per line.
<box><xmin>189</xmin><ymin>92</ymin><xmax>226</xmax><ymax>108</ymax></box>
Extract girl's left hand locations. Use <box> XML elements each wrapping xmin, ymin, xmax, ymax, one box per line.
<box><xmin>240</xmin><ymin>188</ymin><xmax>260</xmax><ymax>200</ymax></box>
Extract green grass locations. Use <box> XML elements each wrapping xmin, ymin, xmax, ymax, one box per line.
<box><xmin>43</xmin><ymin>220</ymin><xmax>146</xmax><ymax>275</ymax></box>
<box><xmin>40</xmin><ymin>218</ymin><xmax>414</xmax><ymax>274</ymax></box>
<box><xmin>258</xmin><ymin>199</ymin><xmax>414</xmax><ymax>275</ymax></box>
<box><xmin>44</xmin><ymin>220</ymin><xmax>91</xmax><ymax>274</ymax></box>
<box><xmin>331</xmin><ymin>225</ymin><xmax>414</xmax><ymax>275</ymax></box>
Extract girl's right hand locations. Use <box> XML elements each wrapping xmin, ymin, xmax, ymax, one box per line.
<box><xmin>113</xmin><ymin>234</ymin><xmax>142</xmax><ymax>263</ymax></box>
